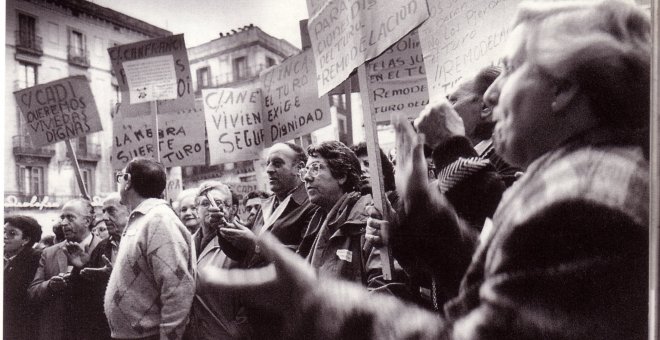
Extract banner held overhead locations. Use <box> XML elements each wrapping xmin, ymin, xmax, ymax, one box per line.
<box><xmin>307</xmin><ymin>0</ymin><xmax>429</xmax><ymax>96</ymax></box>
<box><xmin>108</xmin><ymin>34</ymin><xmax>194</xmax><ymax>116</ymax></box>
<box><xmin>13</xmin><ymin>75</ymin><xmax>103</xmax><ymax>148</ymax></box>
<box><xmin>418</xmin><ymin>0</ymin><xmax>520</xmax><ymax>101</ymax></box>
<box><xmin>261</xmin><ymin>49</ymin><xmax>332</xmax><ymax>145</ymax></box>
<box><xmin>366</xmin><ymin>30</ymin><xmax>428</xmax><ymax>122</ymax></box>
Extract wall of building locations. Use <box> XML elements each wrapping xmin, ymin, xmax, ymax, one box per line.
<box><xmin>5</xmin><ymin>0</ymin><xmax>168</xmax><ymax>228</ymax></box>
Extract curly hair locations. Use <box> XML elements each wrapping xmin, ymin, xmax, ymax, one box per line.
<box><xmin>307</xmin><ymin>141</ymin><xmax>362</xmax><ymax>193</ymax></box>
<box><xmin>5</xmin><ymin>215</ymin><xmax>43</xmax><ymax>248</ymax></box>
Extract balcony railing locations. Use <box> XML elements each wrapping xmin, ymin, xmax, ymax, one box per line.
<box><xmin>12</xmin><ymin>135</ymin><xmax>55</xmax><ymax>158</ymax></box>
<box><xmin>15</xmin><ymin>30</ymin><xmax>43</xmax><ymax>55</ymax></box>
<box><xmin>66</xmin><ymin>142</ymin><xmax>102</xmax><ymax>162</ymax></box>
<box><xmin>67</xmin><ymin>45</ymin><xmax>89</xmax><ymax>68</ymax></box>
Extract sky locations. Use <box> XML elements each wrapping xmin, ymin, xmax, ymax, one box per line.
<box><xmin>93</xmin><ymin>0</ymin><xmax>311</xmax><ymax>48</ymax></box>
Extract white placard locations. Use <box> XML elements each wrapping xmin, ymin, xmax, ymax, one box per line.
<box><xmin>124</xmin><ymin>55</ymin><xmax>177</xmax><ymax>103</ymax></box>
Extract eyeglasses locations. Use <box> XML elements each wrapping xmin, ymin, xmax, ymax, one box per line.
<box><xmin>115</xmin><ymin>171</ymin><xmax>129</xmax><ymax>183</ymax></box>
<box><xmin>197</xmin><ymin>199</ymin><xmax>230</xmax><ymax>210</ymax></box>
<box><xmin>299</xmin><ymin>162</ymin><xmax>324</xmax><ymax>182</ymax></box>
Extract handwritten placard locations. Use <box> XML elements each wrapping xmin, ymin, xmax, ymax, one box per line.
<box><xmin>111</xmin><ymin>102</ymin><xmax>206</xmax><ymax>168</ymax></box>
<box><xmin>307</xmin><ymin>0</ymin><xmax>429</xmax><ymax>96</ymax></box>
<box><xmin>203</xmin><ymin>85</ymin><xmax>265</xmax><ymax>164</ymax></box>
<box><xmin>13</xmin><ymin>76</ymin><xmax>103</xmax><ymax>147</ymax></box>
<box><xmin>124</xmin><ymin>55</ymin><xmax>177</xmax><ymax>103</ymax></box>
<box><xmin>108</xmin><ymin>34</ymin><xmax>194</xmax><ymax>116</ymax></box>
<box><xmin>418</xmin><ymin>0</ymin><xmax>520</xmax><ymax>101</ymax></box>
<box><xmin>366</xmin><ymin>30</ymin><xmax>428</xmax><ymax>122</ymax></box>
<box><xmin>261</xmin><ymin>49</ymin><xmax>332</xmax><ymax>145</ymax></box>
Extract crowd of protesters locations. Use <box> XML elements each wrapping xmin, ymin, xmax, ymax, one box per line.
<box><xmin>3</xmin><ymin>0</ymin><xmax>651</xmax><ymax>339</ymax></box>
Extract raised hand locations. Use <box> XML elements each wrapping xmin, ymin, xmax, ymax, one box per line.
<box><xmin>393</xmin><ymin>114</ymin><xmax>432</xmax><ymax>215</ymax></box>
<box><xmin>364</xmin><ymin>203</ymin><xmax>396</xmax><ymax>250</ymax></box>
<box><xmin>413</xmin><ymin>99</ymin><xmax>465</xmax><ymax>149</ymax></box>
<box><xmin>62</xmin><ymin>241</ymin><xmax>90</xmax><ymax>268</ymax></box>
<box><xmin>218</xmin><ymin>222</ymin><xmax>257</xmax><ymax>251</ymax></box>
<box><xmin>80</xmin><ymin>254</ymin><xmax>113</xmax><ymax>281</ymax></box>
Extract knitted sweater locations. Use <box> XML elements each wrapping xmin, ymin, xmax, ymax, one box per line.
<box><xmin>104</xmin><ymin>198</ymin><xmax>195</xmax><ymax>340</ymax></box>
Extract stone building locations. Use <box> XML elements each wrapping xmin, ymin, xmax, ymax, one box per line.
<box><xmin>4</xmin><ymin>0</ymin><xmax>169</xmax><ymax>228</ymax></box>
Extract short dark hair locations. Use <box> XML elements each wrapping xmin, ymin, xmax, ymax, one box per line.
<box><xmin>307</xmin><ymin>141</ymin><xmax>362</xmax><ymax>193</ymax></box>
<box><xmin>349</xmin><ymin>142</ymin><xmax>396</xmax><ymax>192</ymax></box>
<box><xmin>243</xmin><ymin>190</ymin><xmax>269</xmax><ymax>206</ymax></box>
<box><xmin>282</xmin><ymin>142</ymin><xmax>308</xmax><ymax>165</ymax></box>
<box><xmin>5</xmin><ymin>215</ymin><xmax>43</xmax><ymax>248</ymax></box>
<box><xmin>125</xmin><ymin>157</ymin><xmax>166</xmax><ymax>198</ymax></box>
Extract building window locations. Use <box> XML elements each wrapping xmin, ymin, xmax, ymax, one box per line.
<box><xmin>68</xmin><ymin>29</ymin><xmax>88</xmax><ymax>67</ymax></box>
<box><xmin>18</xmin><ymin>165</ymin><xmax>45</xmax><ymax>196</ymax></box>
<box><xmin>17</xmin><ymin>62</ymin><xmax>37</xmax><ymax>89</ymax></box>
<box><xmin>197</xmin><ymin>67</ymin><xmax>211</xmax><ymax>90</ymax></box>
<box><xmin>266</xmin><ymin>57</ymin><xmax>276</xmax><ymax>67</ymax></box>
<box><xmin>17</xmin><ymin>13</ymin><xmax>39</xmax><ymax>52</ymax></box>
<box><xmin>79</xmin><ymin>168</ymin><xmax>94</xmax><ymax>196</ymax></box>
<box><xmin>233</xmin><ymin>57</ymin><xmax>248</xmax><ymax>81</ymax></box>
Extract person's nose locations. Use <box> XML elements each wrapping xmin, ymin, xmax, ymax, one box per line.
<box><xmin>266</xmin><ymin>164</ymin><xmax>275</xmax><ymax>174</ymax></box>
<box><xmin>483</xmin><ymin>77</ymin><xmax>502</xmax><ymax>112</ymax></box>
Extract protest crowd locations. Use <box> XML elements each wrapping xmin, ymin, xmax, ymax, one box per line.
<box><xmin>3</xmin><ymin>0</ymin><xmax>651</xmax><ymax>339</ymax></box>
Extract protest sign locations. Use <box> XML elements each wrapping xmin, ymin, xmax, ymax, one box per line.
<box><xmin>124</xmin><ymin>54</ymin><xmax>178</xmax><ymax>103</ymax></box>
<box><xmin>111</xmin><ymin>102</ymin><xmax>207</xmax><ymax>168</ymax></box>
<box><xmin>261</xmin><ymin>49</ymin><xmax>332</xmax><ymax>145</ymax></box>
<box><xmin>307</xmin><ymin>0</ymin><xmax>429</xmax><ymax>96</ymax></box>
<box><xmin>366</xmin><ymin>30</ymin><xmax>428</xmax><ymax>122</ymax></box>
<box><xmin>108</xmin><ymin>34</ymin><xmax>194</xmax><ymax>116</ymax></box>
<box><xmin>203</xmin><ymin>85</ymin><xmax>265</xmax><ymax>164</ymax></box>
<box><xmin>225</xmin><ymin>182</ymin><xmax>259</xmax><ymax>196</ymax></box>
<box><xmin>418</xmin><ymin>0</ymin><xmax>520</xmax><ymax>101</ymax></box>
<box><xmin>13</xmin><ymin>75</ymin><xmax>103</xmax><ymax>147</ymax></box>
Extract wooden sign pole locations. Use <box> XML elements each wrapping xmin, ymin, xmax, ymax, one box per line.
<box><xmin>357</xmin><ymin>64</ymin><xmax>394</xmax><ymax>280</ymax></box>
<box><xmin>65</xmin><ymin>139</ymin><xmax>91</xmax><ymax>201</ymax></box>
<box><xmin>151</xmin><ymin>101</ymin><xmax>161</xmax><ymax>162</ymax></box>
<box><xmin>649</xmin><ymin>0</ymin><xmax>658</xmax><ymax>338</ymax></box>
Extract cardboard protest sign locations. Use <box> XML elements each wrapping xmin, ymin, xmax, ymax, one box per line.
<box><xmin>14</xmin><ymin>76</ymin><xmax>103</xmax><ymax>147</ymax></box>
<box><xmin>203</xmin><ymin>85</ymin><xmax>265</xmax><ymax>164</ymax></box>
<box><xmin>261</xmin><ymin>49</ymin><xmax>332</xmax><ymax>145</ymax></box>
<box><xmin>418</xmin><ymin>0</ymin><xmax>520</xmax><ymax>101</ymax></box>
<box><xmin>307</xmin><ymin>0</ymin><xmax>429</xmax><ymax>96</ymax></box>
<box><xmin>225</xmin><ymin>182</ymin><xmax>259</xmax><ymax>196</ymax></box>
<box><xmin>366</xmin><ymin>30</ymin><xmax>428</xmax><ymax>122</ymax></box>
<box><xmin>124</xmin><ymin>54</ymin><xmax>178</xmax><ymax>103</ymax></box>
<box><xmin>111</xmin><ymin>102</ymin><xmax>206</xmax><ymax>168</ymax></box>
<box><xmin>108</xmin><ymin>34</ymin><xmax>194</xmax><ymax>116</ymax></box>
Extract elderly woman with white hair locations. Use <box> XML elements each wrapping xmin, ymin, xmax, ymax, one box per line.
<box><xmin>199</xmin><ymin>1</ymin><xmax>650</xmax><ymax>339</ymax></box>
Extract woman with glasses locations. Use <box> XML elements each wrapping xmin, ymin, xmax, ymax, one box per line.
<box><xmin>184</xmin><ymin>181</ymin><xmax>251</xmax><ymax>340</ymax></box>
<box><xmin>4</xmin><ymin>215</ymin><xmax>43</xmax><ymax>340</ymax></box>
<box><xmin>297</xmin><ymin>140</ymin><xmax>383</xmax><ymax>287</ymax></box>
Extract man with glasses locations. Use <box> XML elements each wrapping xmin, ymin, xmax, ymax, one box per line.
<box><xmin>105</xmin><ymin>157</ymin><xmax>194</xmax><ymax>340</ymax></box>
<box><xmin>28</xmin><ymin>198</ymin><xmax>102</xmax><ymax>340</ymax></box>
<box><xmin>183</xmin><ymin>181</ymin><xmax>251</xmax><ymax>340</ymax></box>
<box><xmin>297</xmin><ymin>141</ymin><xmax>382</xmax><ymax>286</ymax></box>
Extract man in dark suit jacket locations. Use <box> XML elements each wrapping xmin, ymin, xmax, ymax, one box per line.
<box><xmin>220</xmin><ymin>142</ymin><xmax>317</xmax><ymax>264</ymax></box>
<box><xmin>28</xmin><ymin>198</ymin><xmax>102</xmax><ymax>340</ymax></box>
<box><xmin>77</xmin><ymin>193</ymin><xmax>130</xmax><ymax>340</ymax></box>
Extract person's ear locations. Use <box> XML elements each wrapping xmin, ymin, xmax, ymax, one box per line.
<box><xmin>337</xmin><ymin>175</ymin><xmax>347</xmax><ymax>186</ymax></box>
<box><xmin>552</xmin><ymin>79</ymin><xmax>580</xmax><ymax>115</ymax></box>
